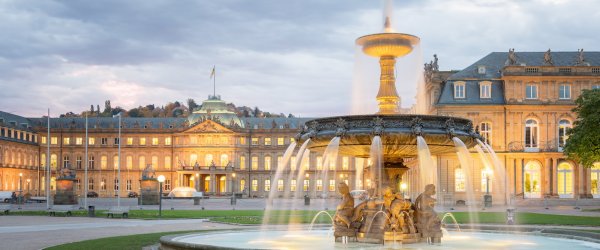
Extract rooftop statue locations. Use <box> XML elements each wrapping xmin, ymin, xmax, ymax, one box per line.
<box><xmin>507</xmin><ymin>48</ymin><xmax>518</xmax><ymax>65</ymax></box>
<box><xmin>576</xmin><ymin>48</ymin><xmax>585</xmax><ymax>66</ymax></box>
<box><xmin>544</xmin><ymin>49</ymin><xmax>553</xmax><ymax>65</ymax></box>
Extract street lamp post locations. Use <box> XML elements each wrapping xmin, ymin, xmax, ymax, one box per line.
<box><xmin>157</xmin><ymin>175</ymin><xmax>165</xmax><ymax>218</ymax></box>
<box><xmin>113</xmin><ymin>113</ymin><xmax>122</xmax><ymax>208</ymax></box>
<box><xmin>484</xmin><ymin>168</ymin><xmax>493</xmax><ymax>208</ymax></box>
<box><xmin>27</xmin><ymin>179</ymin><xmax>31</xmax><ymax>195</ymax></box>
<box><xmin>18</xmin><ymin>173</ymin><xmax>23</xmax><ymax>206</ymax></box>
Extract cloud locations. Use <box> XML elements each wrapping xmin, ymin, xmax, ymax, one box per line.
<box><xmin>1</xmin><ymin>0</ymin><xmax>599</xmax><ymax>117</ymax></box>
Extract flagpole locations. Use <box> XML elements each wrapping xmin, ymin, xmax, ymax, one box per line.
<box><xmin>213</xmin><ymin>66</ymin><xmax>216</xmax><ymax>97</ymax></box>
<box><xmin>46</xmin><ymin>109</ymin><xmax>50</xmax><ymax>209</ymax></box>
<box><xmin>84</xmin><ymin>113</ymin><xmax>88</xmax><ymax>208</ymax></box>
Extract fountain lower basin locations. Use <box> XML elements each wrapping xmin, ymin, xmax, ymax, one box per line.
<box><xmin>161</xmin><ymin>230</ymin><xmax>600</xmax><ymax>250</ymax></box>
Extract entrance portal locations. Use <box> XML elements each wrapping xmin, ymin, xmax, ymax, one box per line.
<box><xmin>524</xmin><ymin>161</ymin><xmax>541</xmax><ymax>198</ymax></box>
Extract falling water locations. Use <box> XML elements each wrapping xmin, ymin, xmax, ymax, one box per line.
<box><xmin>355</xmin><ymin>158</ymin><xmax>365</xmax><ymax>191</ymax></box>
<box><xmin>286</xmin><ymin>149</ymin><xmax>312</xmax><ymax>230</ymax></box>
<box><xmin>261</xmin><ymin>141</ymin><xmax>297</xmax><ymax>228</ymax></box>
<box><xmin>477</xmin><ymin>139</ymin><xmax>508</xmax><ymax>205</ymax></box>
<box><xmin>320</xmin><ymin>137</ymin><xmax>340</xmax><ymax>199</ymax></box>
<box><xmin>417</xmin><ymin>136</ymin><xmax>437</xmax><ymax>194</ymax></box>
<box><xmin>452</xmin><ymin>137</ymin><xmax>478</xmax><ymax>224</ymax></box>
<box><xmin>284</xmin><ymin>140</ymin><xmax>311</xmax><ymax>200</ymax></box>
<box><xmin>370</xmin><ymin>136</ymin><xmax>383</xmax><ymax>196</ymax></box>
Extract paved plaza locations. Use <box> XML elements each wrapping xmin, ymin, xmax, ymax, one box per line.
<box><xmin>1</xmin><ymin>198</ymin><xmax>600</xmax><ymax>249</ymax></box>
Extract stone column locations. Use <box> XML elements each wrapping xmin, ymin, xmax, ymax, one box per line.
<box><xmin>376</xmin><ymin>56</ymin><xmax>400</xmax><ymax>114</ymax></box>
<box><xmin>210</xmin><ymin>173</ymin><xmax>216</xmax><ymax>193</ymax></box>
<box><xmin>551</xmin><ymin>158</ymin><xmax>558</xmax><ymax>196</ymax></box>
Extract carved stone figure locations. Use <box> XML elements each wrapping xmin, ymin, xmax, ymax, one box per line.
<box><xmin>507</xmin><ymin>48</ymin><xmax>518</xmax><ymax>65</ymax></box>
<box><xmin>389</xmin><ymin>199</ymin><xmax>416</xmax><ymax>234</ymax></box>
<box><xmin>142</xmin><ymin>164</ymin><xmax>156</xmax><ymax>180</ymax></box>
<box><xmin>432</xmin><ymin>54</ymin><xmax>439</xmax><ymax>71</ymax></box>
<box><xmin>415</xmin><ymin>184</ymin><xmax>442</xmax><ymax>243</ymax></box>
<box><xmin>544</xmin><ymin>49</ymin><xmax>553</xmax><ymax>65</ymax></box>
<box><xmin>59</xmin><ymin>166</ymin><xmax>76</xmax><ymax>179</ymax></box>
<box><xmin>576</xmin><ymin>48</ymin><xmax>585</xmax><ymax>65</ymax></box>
<box><xmin>334</xmin><ymin>182</ymin><xmax>354</xmax><ymax>228</ymax></box>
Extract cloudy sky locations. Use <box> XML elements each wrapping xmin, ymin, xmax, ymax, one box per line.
<box><xmin>1</xmin><ymin>0</ymin><xmax>598</xmax><ymax>118</ymax></box>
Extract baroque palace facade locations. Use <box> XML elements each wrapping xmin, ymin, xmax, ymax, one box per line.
<box><xmin>1</xmin><ymin>50</ymin><xmax>599</xmax><ymax>204</ymax></box>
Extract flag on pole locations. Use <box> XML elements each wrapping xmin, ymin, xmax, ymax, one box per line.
<box><xmin>210</xmin><ymin>66</ymin><xmax>216</xmax><ymax>79</ymax></box>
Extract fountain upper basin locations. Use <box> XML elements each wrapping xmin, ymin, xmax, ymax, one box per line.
<box><xmin>356</xmin><ymin>33</ymin><xmax>420</xmax><ymax>57</ymax></box>
<box><xmin>297</xmin><ymin>114</ymin><xmax>480</xmax><ymax>161</ymax></box>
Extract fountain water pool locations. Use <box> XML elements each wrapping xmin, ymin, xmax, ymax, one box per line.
<box><xmin>165</xmin><ymin>230</ymin><xmax>600</xmax><ymax>250</ymax></box>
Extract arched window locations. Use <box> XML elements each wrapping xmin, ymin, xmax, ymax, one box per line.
<box><xmin>205</xmin><ymin>154</ymin><xmax>213</xmax><ymax>166</ymax></box>
<box><xmin>138</xmin><ymin>156</ymin><xmax>145</xmax><ymax>170</ymax></box>
<box><xmin>558</xmin><ymin>119</ymin><xmax>571</xmax><ymax>151</ymax></box>
<box><xmin>50</xmin><ymin>154</ymin><xmax>58</xmax><ymax>170</ymax></box>
<box><xmin>455</xmin><ymin>168</ymin><xmax>466</xmax><ymax>192</ymax></box>
<box><xmin>220</xmin><ymin>154</ymin><xmax>228</xmax><ymax>166</ymax></box>
<box><xmin>152</xmin><ymin>155</ymin><xmax>158</xmax><ymax>169</ymax></box>
<box><xmin>100</xmin><ymin>155</ymin><xmax>107</xmax><ymax>169</ymax></box>
<box><xmin>113</xmin><ymin>155</ymin><xmax>119</xmax><ymax>170</ymax></box>
<box><xmin>525</xmin><ymin>119</ymin><xmax>538</xmax><ymax>149</ymax></box>
<box><xmin>480</xmin><ymin>122</ymin><xmax>492</xmax><ymax>145</ymax></box>
<box><xmin>557</xmin><ymin>162</ymin><xmax>574</xmax><ymax>198</ymax></box>
<box><xmin>524</xmin><ymin>161</ymin><xmax>541</xmax><ymax>198</ymax></box>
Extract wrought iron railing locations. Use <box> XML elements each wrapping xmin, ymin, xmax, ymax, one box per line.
<box><xmin>508</xmin><ymin>139</ymin><xmax>559</xmax><ymax>152</ymax></box>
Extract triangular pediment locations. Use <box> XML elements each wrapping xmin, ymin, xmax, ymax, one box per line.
<box><xmin>184</xmin><ymin>120</ymin><xmax>233</xmax><ymax>133</ymax></box>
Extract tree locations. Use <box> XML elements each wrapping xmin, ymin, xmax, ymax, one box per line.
<box><xmin>564</xmin><ymin>89</ymin><xmax>600</xmax><ymax>168</ymax></box>
<box><xmin>187</xmin><ymin>98</ymin><xmax>198</xmax><ymax>112</ymax></box>
<box><xmin>103</xmin><ymin>100</ymin><xmax>112</xmax><ymax>115</ymax></box>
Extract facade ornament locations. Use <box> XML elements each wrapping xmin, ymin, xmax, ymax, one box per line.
<box><xmin>334</xmin><ymin>118</ymin><xmax>347</xmax><ymax>137</ymax></box>
<box><xmin>444</xmin><ymin>119</ymin><xmax>456</xmax><ymax>138</ymax></box>
<box><xmin>544</xmin><ymin>49</ymin><xmax>553</xmax><ymax>65</ymax></box>
<box><xmin>432</xmin><ymin>54</ymin><xmax>439</xmax><ymax>71</ymax></box>
<box><xmin>372</xmin><ymin>116</ymin><xmax>384</xmax><ymax>136</ymax></box>
<box><xmin>575</xmin><ymin>48</ymin><xmax>585</xmax><ymax>66</ymax></box>
<box><xmin>507</xmin><ymin>48</ymin><xmax>518</xmax><ymax>65</ymax></box>
<box><xmin>411</xmin><ymin>117</ymin><xmax>424</xmax><ymax>136</ymax></box>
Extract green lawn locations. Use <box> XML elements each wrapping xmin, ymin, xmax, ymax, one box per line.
<box><xmin>44</xmin><ymin>230</ymin><xmax>206</xmax><ymax>250</ymax></box>
<box><xmin>441</xmin><ymin>212</ymin><xmax>600</xmax><ymax>226</ymax></box>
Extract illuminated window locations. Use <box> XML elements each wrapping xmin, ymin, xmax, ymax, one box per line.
<box><xmin>264</xmin><ymin>179</ymin><xmax>271</xmax><ymax>192</ymax></box>
<box><xmin>251</xmin><ymin>156</ymin><xmax>258</xmax><ymax>170</ymax></box>
<box><xmin>251</xmin><ymin>137</ymin><xmax>259</xmax><ymax>145</ymax></box>
<box><xmin>205</xmin><ymin>154</ymin><xmax>213</xmax><ymax>166</ymax></box>
<box><xmin>152</xmin><ymin>137</ymin><xmax>159</xmax><ymax>145</ymax></box>
<box><xmin>190</xmin><ymin>154</ymin><xmax>197</xmax><ymax>165</ymax></box>
<box><xmin>290</xmin><ymin>180</ymin><xmax>297</xmax><ymax>192</ymax></box>
<box><xmin>591</xmin><ymin>163</ymin><xmax>600</xmax><ymax>196</ymax></box>
<box><xmin>264</xmin><ymin>137</ymin><xmax>271</xmax><ymax>146</ymax></box>
<box><xmin>480</xmin><ymin>122</ymin><xmax>492</xmax><ymax>145</ymax></box>
<box><xmin>100</xmin><ymin>156</ymin><xmax>107</xmax><ymax>169</ymax></box>
<box><xmin>75</xmin><ymin>137</ymin><xmax>83</xmax><ymax>145</ymax></box>
<box><xmin>41</xmin><ymin>136</ymin><xmax>47</xmax><ymax>144</ymax></box>
<box><xmin>126</xmin><ymin>137</ymin><xmax>133</xmax><ymax>145</ymax></box>
<box><xmin>165</xmin><ymin>137</ymin><xmax>172</xmax><ymax>145</ymax></box>
<box><xmin>277</xmin><ymin>137</ymin><xmax>284</xmax><ymax>145</ymax></box>
<box><xmin>126</xmin><ymin>156</ymin><xmax>133</xmax><ymax>170</ymax></box>
<box><xmin>455</xmin><ymin>168</ymin><xmax>465</xmax><ymax>192</ymax></box>
<box><xmin>342</xmin><ymin>157</ymin><xmax>349</xmax><ymax>170</ymax></box>
<box><xmin>239</xmin><ymin>156</ymin><xmax>246</xmax><ymax>170</ymax></box>
<box><xmin>152</xmin><ymin>156</ymin><xmax>158</xmax><ymax>169</ymax></box>
<box><xmin>88</xmin><ymin>137</ymin><xmax>95</xmax><ymax>145</ymax></box>
<box><xmin>139</xmin><ymin>156</ymin><xmax>146</xmax><ymax>170</ymax></box>
<box><xmin>51</xmin><ymin>137</ymin><xmax>58</xmax><ymax>145</ymax></box>
<box><xmin>240</xmin><ymin>137</ymin><xmax>246</xmax><ymax>145</ymax></box>
<box><xmin>113</xmin><ymin>155</ymin><xmax>119</xmax><ymax>170</ymax></box>
<box><xmin>277</xmin><ymin>179</ymin><xmax>284</xmax><ymax>192</ymax></box>
<box><xmin>220</xmin><ymin>154</ymin><xmax>228</xmax><ymax>166</ymax></box>
<box><xmin>252</xmin><ymin>179</ymin><xmax>258</xmax><ymax>192</ymax></box>
<box><xmin>264</xmin><ymin>156</ymin><xmax>271</xmax><ymax>171</ymax></box>
<box><xmin>316</xmin><ymin>156</ymin><xmax>323</xmax><ymax>170</ymax></box>
<box><xmin>329</xmin><ymin>180</ymin><xmax>335</xmax><ymax>192</ymax></box>
<box><xmin>240</xmin><ymin>179</ymin><xmax>246</xmax><ymax>192</ymax></box>
<box><xmin>139</xmin><ymin>137</ymin><xmax>146</xmax><ymax>145</ymax></box>
<box><xmin>164</xmin><ymin>156</ymin><xmax>171</xmax><ymax>169</ymax></box>
<box><xmin>316</xmin><ymin>179</ymin><xmax>323</xmax><ymax>191</ymax></box>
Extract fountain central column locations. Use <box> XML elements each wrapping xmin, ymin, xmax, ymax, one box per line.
<box><xmin>377</xmin><ymin>55</ymin><xmax>400</xmax><ymax>114</ymax></box>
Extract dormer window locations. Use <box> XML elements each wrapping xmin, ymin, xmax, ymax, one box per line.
<box><xmin>479</xmin><ymin>81</ymin><xmax>492</xmax><ymax>99</ymax></box>
<box><xmin>477</xmin><ymin>66</ymin><xmax>486</xmax><ymax>74</ymax></box>
<box><xmin>454</xmin><ymin>82</ymin><xmax>466</xmax><ymax>99</ymax></box>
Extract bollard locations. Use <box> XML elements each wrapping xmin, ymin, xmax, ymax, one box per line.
<box><xmin>230</xmin><ymin>196</ymin><xmax>237</xmax><ymax>205</ymax></box>
<box><xmin>193</xmin><ymin>197</ymin><xmax>200</xmax><ymax>205</ymax></box>
<box><xmin>506</xmin><ymin>208</ymin><xmax>515</xmax><ymax>225</ymax></box>
<box><xmin>304</xmin><ymin>195</ymin><xmax>310</xmax><ymax>206</ymax></box>
<box><xmin>88</xmin><ymin>205</ymin><xmax>96</xmax><ymax>217</ymax></box>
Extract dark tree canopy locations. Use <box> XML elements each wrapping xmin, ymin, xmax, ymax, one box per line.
<box><xmin>564</xmin><ymin>89</ymin><xmax>600</xmax><ymax>168</ymax></box>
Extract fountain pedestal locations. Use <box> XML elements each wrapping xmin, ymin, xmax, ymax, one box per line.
<box><xmin>139</xmin><ymin>179</ymin><xmax>159</xmax><ymax>205</ymax></box>
<box><xmin>54</xmin><ymin>178</ymin><xmax>78</xmax><ymax>205</ymax></box>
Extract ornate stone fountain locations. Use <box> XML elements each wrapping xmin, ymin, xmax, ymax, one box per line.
<box><xmin>296</xmin><ymin>16</ymin><xmax>480</xmax><ymax>245</ymax></box>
